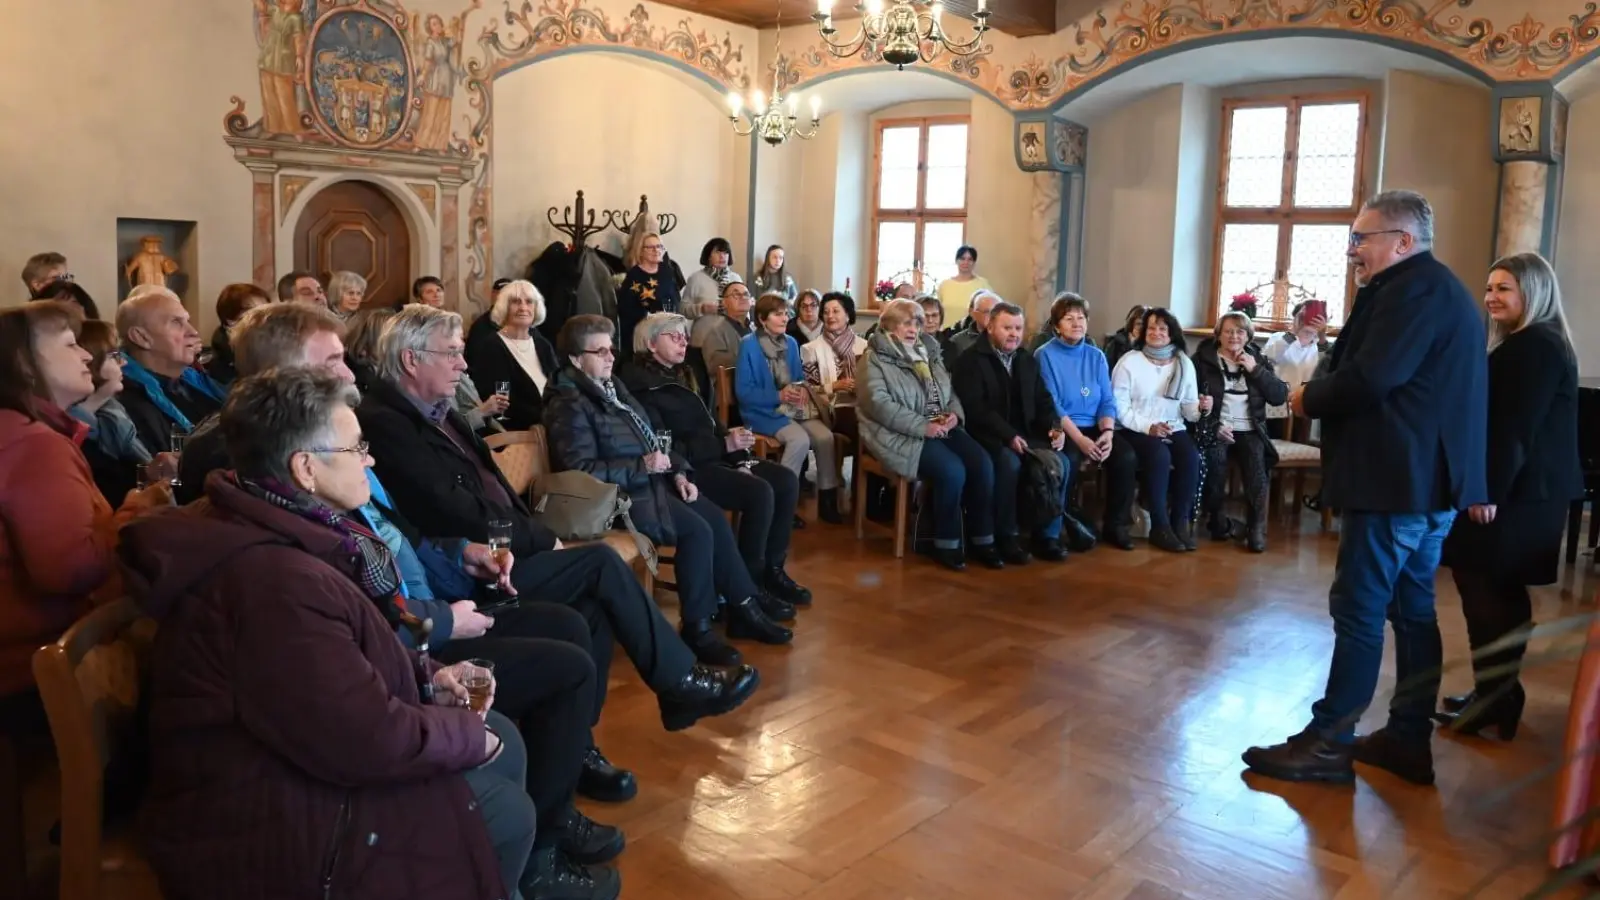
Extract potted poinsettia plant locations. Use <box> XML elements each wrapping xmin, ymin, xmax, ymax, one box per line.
<box><xmin>874</xmin><ymin>279</ymin><xmax>898</xmax><ymax>303</ymax></box>
<box><xmin>1229</xmin><ymin>290</ymin><xmax>1259</xmax><ymax>321</ymax></box>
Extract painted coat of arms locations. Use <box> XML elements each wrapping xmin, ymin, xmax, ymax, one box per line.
<box><xmin>308</xmin><ymin>7</ymin><xmax>413</xmax><ymax>148</ymax></box>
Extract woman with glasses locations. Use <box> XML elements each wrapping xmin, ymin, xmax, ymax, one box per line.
<box><xmin>1436</xmin><ymin>253</ymin><xmax>1582</xmax><ymax>740</ymax></box>
<box><xmin>544</xmin><ymin>315</ymin><xmax>792</xmax><ymax>666</ymax></box>
<box><xmin>70</xmin><ymin>320</ymin><xmax>178</xmax><ymax>507</ymax></box>
<box><xmin>1110</xmin><ymin>307</ymin><xmax>1210</xmax><ymax>552</ymax></box>
<box><xmin>1193</xmin><ymin>311</ymin><xmax>1288</xmax><ymax>553</ymax></box>
<box><xmin>787</xmin><ymin>290</ymin><xmax>824</xmax><ymax>345</ymax></box>
<box><xmin>617</xmin><ymin>231</ymin><xmax>680</xmax><ymax>360</ymax></box>
<box><xmin>859</xmin><ymin>298</ymin><xmax>1001</xmax><ymax>571</ymax></box>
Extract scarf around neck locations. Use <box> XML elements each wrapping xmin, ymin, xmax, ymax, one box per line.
<box><xmin>120</xmin><ymin>355</ymin><xmax>227</xmax><ymax>433</ymax></box>
<box><xmin>237</xmin><ymin>474</ymin><xmax>406</xmax><ymax>624</ymax></box>
<box><xmin>824</xmin><ymin>327</ymin><xmax>857</xmax><ymax>380</ymax></box>
<box><xmin>1141</xmin><ymin>344</ymin><xmax>1193</xmax><ymax>401</ymax></box>
<box><xmin>595</xmin><ymin>375</ymin><xmax>659</xmax><ymax>448</ymax></box>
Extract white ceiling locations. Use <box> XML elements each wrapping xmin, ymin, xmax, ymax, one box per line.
<box><xmin>796</xmin><ymin>68</ymin><xmax>979</xmax><ymax>115</ymax></box>
<box><xmin>1054</xmin><ymin>36</ymin><xmax>1484</xmax><ymax>122</ymax></box>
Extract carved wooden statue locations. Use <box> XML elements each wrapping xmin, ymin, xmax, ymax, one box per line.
<box><xmin>125</xmin><ymin>235</ymin><xmax>180</xmax><ymax>289</ymax></box>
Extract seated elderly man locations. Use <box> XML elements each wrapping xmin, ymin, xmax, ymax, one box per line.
<box><xmin>121</xmin><ymin>368</ymin><xmax>621</xmax><ymax>900</ymax></box>
<box><xmin>175</xmin><ymin>301</ymin><xmax>643</xmax><ymax>813</ymax></box>
<box><xmin>691</xmin><ymin>276</ymin><xmax>753</xmax><ymax>374</ymax></box>
<box><xmin>357</xmin><ymin>305</ymin><xmax>760</xmax><ymax>731</ymax></box>
<box><xmin>943</xmin><ymin>289</ymin><xmax>1002</xmax><ymax>361</ymax></box>
<box><xmin>951</xmin><ymin>300</ymin><xmax>1072</xmax><ymax>564</ymax></box>
<box><xmin>115</xmin><ymin>286</ymin><xmax>227</xmax><ymax>452</ymax></box>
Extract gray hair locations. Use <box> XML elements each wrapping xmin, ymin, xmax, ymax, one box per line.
<box><xmin>969</xmin><ymin>289</ymin><xmax>1002</xmax><ymax>313</ymax></box>
<box><xmin>1364</xmin><ymin>190</ymin><xmax>1434</xmax><ymax>250</ymax></box>
<box><xmin>879</xmin><ymin>298</ymin><xmax>925</xmax><ymax>332</ymax></box>
<box><xmin>325</xmin><ymin>271</ymin><xmax>367</xmax><ymax>313</ymax></box>
<box><xmin>1487</xmin><ymin>252</ymin><xmax>1573</xmax><ymax>351</ymax></box>
<box><xmin>220</xmin><ymin>367</ymin><xmax>359</xmax><ymax>485</ymax></box>
<box><xmin>634</xmin><ymin>312</ymin><xmax>690</xmax><ymax>356</ymax></box>
<box><xmin>114</xmin><ymin>286</ymin><xmax>184</xmax><ymax>343</ymax></box>
<box><xmin>490</xmin><ymin>279</ymin><xmax>547</xmax><ymax>328</ymax></box>
<box><xmin>1213</xmin><ymin>310</ymin><xmax>1255</xmax><ymax>341</ymax></box>
<box><xmin>375</xmin><ymin>303</ymin><xmax>462</xmax><ymax>383</ymax></box>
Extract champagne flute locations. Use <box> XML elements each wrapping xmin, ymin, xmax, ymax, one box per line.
<box><xmin>168</xmin><ymin>426</ymin><xmax>187</xmax><ymax>486</ymax></box>
<box><xmin>493</xmin><ymin>382</ymin><xmax>511</xmax><ymax>421</ymax></box>
<box><xmin>483</xmin><ymin>519</ymin><xmax>515</xmax><ymax>606</ymax></box>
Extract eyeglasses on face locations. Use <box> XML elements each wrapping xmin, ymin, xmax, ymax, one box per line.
<box><xmin>414</xmin><ymin>347</ymin><xmax>466</xmax><ymax>361</ymax></box>
<box><xmin>1348</xmin><ymin>229</ymin><xmax>1407</xmax><ymax>248</ymax></box>
<box><xmin>580</xmin><ymin>347</ymin><xmax>616</xmax><ymax>358</ymax></box>
<box><xmin>107</xmin><ymin>349</ymin><xmax>128</xmax><ymax>365</ymax></box>
<box><xmin>658</xmin><ymin>331</ymin><xmax>688</xmax><ymax>344</ymax></box>
<box><xmin>309</xmin><ymin>440</ymin><xmax>370</xmax><ymax>457</ymax></box>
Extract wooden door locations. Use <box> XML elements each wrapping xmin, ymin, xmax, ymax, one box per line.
<box><xmin>293</xmin><ymin>180</ymin><xmax>412</xmax><ymax>308</ymax></box>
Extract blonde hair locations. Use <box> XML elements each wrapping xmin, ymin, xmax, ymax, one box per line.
<box><xmin>634</xmin><ymin>312</ymin><xmax>690</xmax><ymax>356</ymax></box>
<box><xmin>1213</xmin><ymin>310</ymin><xmax>1254</xmax><ymax>341</ymax></box>
<box><xmin>1487</xmin><ymin>252</ymin><xmax>1573</xmax><ymax>352</ymax></box>
<box><xmin>490</xmin><ymin>279</ymin><xmax>547</xmax><ymax>328</ymax></box>
<box><xmin>879</xmin><ymin>298</ymin><xmax>925</xmax><ymax>332</ymax></box>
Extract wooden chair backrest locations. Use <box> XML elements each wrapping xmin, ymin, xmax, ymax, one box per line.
<box><xmin>484</xmin><ymin>428</ymin><xmax>551</xmax><ymax>494</ymax></box>
<box><xmin>32</xmin><ymin>597</ymin><xmax>156</xmax><ymax>900</ymax></box>
<box><xmin>714</xmin><ymin>366</ymin><xmax>735</xmax><ymax>429</ymax></box>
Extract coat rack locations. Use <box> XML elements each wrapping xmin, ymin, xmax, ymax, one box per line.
<box><xmin>546</xmin><ymin>191</ymin><xmax>619</xmax><ymax>248</ymax></box>
<box><xmin>612</xmin><ymin>195</ymin><xmax>678</xmax><ymax>236</ymax></box>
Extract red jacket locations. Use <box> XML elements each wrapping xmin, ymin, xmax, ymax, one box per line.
<box><xmin>118</xmin><ymin>472</ymin><xmax>510</xmax><ymax>900</ymax></box>
<box><xmin>0</xmin><ymin>406</ymin><xmax>115</xmax><ymax>694</ymax></box>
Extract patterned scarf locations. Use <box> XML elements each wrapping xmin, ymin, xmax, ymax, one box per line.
<box><xmin>824</xmin><ymin>326</ymin><xmax>857</xmax><ymax>381</ymax></box>
<box><xmin>236</xmin><ymin>474</ymin><xmax>406</xmax><ymax>625</ymax></box>
<box><xmin>891</xmin><ymin>336</ymin><xmax>944</xmax><ymax>413</ymax></box>
<box><xmin>596</xmin><ymin>377</ymin><xmax>659</xmax><ymax>448</ymax></box>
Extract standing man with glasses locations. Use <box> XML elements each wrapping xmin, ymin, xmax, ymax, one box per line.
<box><xmin>1242</xmin><ymin>190</ymin><xmax>1487</xmax><ymax>787</ymax></box>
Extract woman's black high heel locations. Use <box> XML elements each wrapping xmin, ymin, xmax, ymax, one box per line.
<box><xmin>1434</xmin><ymin>685</ymin><xmax>1525</xmax><ymax>740</ymax></box>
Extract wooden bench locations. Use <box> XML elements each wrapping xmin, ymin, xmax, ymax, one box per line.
<box><xmin>485</xmin><ymin>427</ymin><xmax>657</xmax><ymax>594</ymax></box>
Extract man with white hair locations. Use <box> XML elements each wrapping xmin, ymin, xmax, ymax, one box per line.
<box><xmin>945</xmin><ymin>289</ymin><xmax>1003</xmax><ymax>361</ymax></box>
<box><xmin>1243</xmin><ymin>190</ymin><xmax>1488</xmax><ymax>787</ymax></box>
<box><xmin>115</xmin><ymin>286</ymin><xmax>226</xmax><ymax>452</ymax></box>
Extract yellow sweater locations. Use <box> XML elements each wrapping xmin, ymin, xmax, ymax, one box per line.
<box><xmin>936</xmin><ymin>276</ymin><xmax>991</xmax><ymax>326</ymax></box>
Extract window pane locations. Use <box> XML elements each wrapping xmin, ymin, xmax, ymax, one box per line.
<box><xmin>925</xmin><ymin>124</ymin><xmax>968</xmax><ymax>209</ymax></box>
<box><xmin>1217</xmin><ymin>223</ymin><xmax>1279</xmax><ymax>313</ymax></box>
<box><xmin>875</xmin><ymin>221</ymin><xmax>917</xmax><ymax>286</ymax></box>
<box><xmin>1294</xmin><ymin>103</ymin><xmax>1361</xmax><ymax>208</ymax></box>
<box><xmin>878</xmin><ymin>126</ymin><xmax>920</xmax><ymax>209</ymax></box>
<box><xmin>1225</xmin><ymin>106</ymin><xmax>1288</xmax><ymax>208</ymax></box>
<box><xmin>922</xmin><ymin>221</ymin><xmax>966</xmax><ymax>287</ymax></box>
<box><xmin>1288</xmin><ymin>225</ymin><xmax>1351</xmax><ymax>324</ymax></box>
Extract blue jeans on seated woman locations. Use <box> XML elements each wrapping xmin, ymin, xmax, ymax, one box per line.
<box><xmin>1118</xmin><ymin>429</ymin><xmax>1200</xmax><ymax>529</ymax></box>
<box><xmin>916</xmin><ymin>427</ymin><xmax>996</xmax><ymax>550</ymax></box>
<box><xmin>665</xmin><ymin>494</ymin><xmax>765</xmax><ymax>619</ymax></box>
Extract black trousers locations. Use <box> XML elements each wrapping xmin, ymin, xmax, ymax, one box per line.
<box><xmin>665</xmin><ymin>495</ymin><xmax>764</xmax><ymax>621</ymax></box>
<box><xmin>462</xmin><ymin>710</ymin><xmax>536</xmax><ymax>890</ymax></box>
<box><xmin>693</xmin><ymin>460</ymin><xmax>798</xmax><ymax>577</ymax></box>
<box><xmin>507</xmin><ymin>544</ymin><xmax>696</xmax><ymax>711</ymax></box>
<box><xmin>1061</xmin><ymin>426</ymin><xmax>1137</xmax><ymax>530</ymax></box>
<box><xmin>436</xmin><ymin>604</ymin><xmax>595</xmax><ymax>847</ymax></box>
<box><xmin>1452</xmin><ymin>568</ymin><xmax>1534</xmax><ymax>693</ymax></box>
<box><xmin>1200</xmin><ymin>430</ymin><xmax>1271</xmax><ymax>525</ymax></box>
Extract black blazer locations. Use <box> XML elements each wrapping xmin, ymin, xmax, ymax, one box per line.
<box><xmin>949</xmin><ymin>338</ymin><xmax>1059</xmax><ymax>453</ymax></box>
<box><xmin>1482</xmin><ymin>320</ymin><xmax>1583</xmax><ymax>505</ymax></box>
<box><xmin>356</xmin><ymin>377</ymin><xmax>558</xmax><ymax>557</ymax></box>
<box><xmin>465</xmin><ymin>328</ymin><xmax>560</xmax><ymax>431</ymax></box>
<box><xmin>1302</xmin><ymin>252</ymin><xmax>1488</xmax><ymax>513</ymax></box>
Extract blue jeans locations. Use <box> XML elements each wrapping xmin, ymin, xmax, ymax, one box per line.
<box><xmin>989</xmin><ymin>446</ymin><xmax>1070</xmax><ymax>540</ymax></box>
<box><xmin>1119</xmin><ymin>429</ymin><xmax>1200</xmax><ymax>529</ymax></box>
<box><xmin>1309</xmin><ymin>510</ymin><xmax>1456</xmax><ymax>743</ymax></box>
<box><xmin>916</xmin><ymin>427</ymin><xmax>995</xmax><ymax>550</ymax></box>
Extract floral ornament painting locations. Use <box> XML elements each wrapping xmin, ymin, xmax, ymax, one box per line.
<box><xmin>1229</xmin><ymin>291</ymin><xmax>1259</xmax><ymax>321</ymax></box>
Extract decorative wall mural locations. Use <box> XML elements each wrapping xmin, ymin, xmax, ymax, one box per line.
<box><xmin>1499</xmin><ymin>95</ymin><xmax>1542</xmax><ymax>155</ymax></box>
<box><xmin>308</xmin><ymin>7</ymin><xmax>414</xmax><ymax>148</ymax></box>
<box><xmin>1018</xmin><ymin>122</ymin><xmax>1047</xmax><ymax>168</ymax></box>
<box><xmin>1053</xmin><ymin>120</ymin><xmax>1086</xmax><ymax>168</ymax></box>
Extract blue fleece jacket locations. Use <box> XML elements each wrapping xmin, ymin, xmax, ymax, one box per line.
<box><xmin>734</xmin><ymin>331</ymin><xmax>804</xmax><ymax>436</ymax></box>
<box><xmin>1034</xmin><ymin>337</ymin><xmax>1117</xmax><ymax>428</ymax></box>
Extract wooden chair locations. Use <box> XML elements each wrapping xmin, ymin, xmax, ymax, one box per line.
<box><xmin>853</xmin><ymin>448</ymin><xmax>916</xmax><ymax>558</ymax></box>
<box><xmin>713</xmin><ymin>367</ymin><xmax>781</xmax><ymax>461</ymax></box>
<box><xmin>485</xmin><ymin>427</ymin><xmax>656</xmax><ymax>595</ymax></box>
<box><xmin>1271</xmin><ymin>411</ymin><xmax>1333</xmax><ymax>531</ymax></box>
<box><xmin>32</xmin><ymin>598</ymin><xmax>164</xmax><ymax>900</ymax></box>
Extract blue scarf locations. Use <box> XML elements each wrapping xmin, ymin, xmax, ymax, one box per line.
<box><xmin>120</xmin><ymin>355</ymin><xmax>227</xmax><ymax>433</ymax></box>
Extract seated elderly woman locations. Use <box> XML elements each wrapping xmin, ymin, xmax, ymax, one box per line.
<box><xmin>326</xmin><ymin>270</ymin><xmax>367</xmax><ymax>321</ymax></box>
<box><xmin>617</xmin><ymin>312</ymin><xmax>811</xmax><ymax>617</ymax></box>
<box><xmin>545</xmin><ymin>315</ymin><xmax>792</xmax><ymax>666</ymax></box>
<box><xmin>787</xmin><ymin>289</ymin><xmax>824</xmax><ymax>345</ymax></box>
<box><xmin>465</xmin><ymin>279</ymin><xmax>560</xmax><ymax>430</ymax></box>
<box><xmin>801</xmin><ymin>291</ymin><xmax>867</xmax><ymax>445</ymax></box>
<box><xmin>70</xmin><ymin>319</ymin><xmax>164</xmax><ymax>506</ymax></box>
<box><xmin>1111</xmin><ymin>307</ymin><xmax>1211</xmax><ymax>553</ymax></box>
<box><xmin>1193</xmin><ymin>311</ymin><xmax>1288</xmax><ymax>552</ymax></box>
<box><xmin>859</xmin><ymin>298</ymin><xmax>1001</xmax><ymax>571</ymax></box>
<box><xmin>736</xmin><ymin>292</ymin><xmax>843</xmax><ymax>524</ymax></box>
<box><xmin>118</xmin><ymin>368</ymin><xmax>623</xmax><ymax>900</ymax></box>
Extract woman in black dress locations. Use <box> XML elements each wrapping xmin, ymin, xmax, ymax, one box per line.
<box><xmin>1437</xmin><ymin>252</ymin><xmax>1582</xmax><ymax>739</ymax></box>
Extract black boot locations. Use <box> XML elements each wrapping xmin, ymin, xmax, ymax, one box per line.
<box><xmin>522</xmin><ymin>846</ymin><xmax>622</xmax><ymax>900</ymax></box>
<box><xmin>680</xmin><ymin>619</ymin><xmax>742</xmax><ymax>667</ymax></box>
<box><xmin>553</xmin><ymin>805</ymin><xmax>626</xmax><ymax>865</ymax></box>
<box><xmin>968</xmin><ymin>542</ymin><xmax>1005</xmax><ymax>569</ymax></box>
<box><xmin>764</xmin><ymin>565</ymin><xmax>813</xmax><ymax>607</ymax></box>
<box><xmin>997</xmin><ymin>536</ymin><xmax>1032</xmax><ymax>566</ymax></box>
<box><xmin>755</xmin><ymin>589</ymin><xmax>796</xmax><ymax>623</ymax></box>
<box><xmin>658</xmin><ymin>664</ymin><xmax>761</xmax><ymax>732</ymax></box>
<box><xmin>578</xmin><ymin>745</ymin><xmax>638</xmax><ymax>803</ymax></box>
<box><xmin>1241</xmin><ymin>732</ymin><xmax>1355</xmax><ymax>784</ymax></box>
<box><xmin>933</xmin><ymin>547</ymin><xmax>966</xmax><ymax>571</ymax></box>
<box><xmin>1353</xmin><ymin>727</ymin><xmax>1435</xmax><ymax>785</ymax></box>
<box><xmin>792</xmin><ymin>513</ymin><xmax>807</xmax><ymax>530</ymax></box>
<box><xmin>1103</xmin><ymin>524</ymin><xmax>1135</xmax><ymax>551</ymax></box>
<box><xmin>1434</xmin><ymin>684</ymin><xmax>1524</xmax><ymax>740</ymax></box>
<box><xmin>1032</xmin><ymin>536</ymin><xmax>1069</xmax><ymax>562</ymax></box>
<box><xmin>1149</xmin><ymin>525</ymin><xmax>1186</xmax><ymax>553</ymax></box>
<box><xmin>725</xmin><ymin>596</ymin><xmax>793</xmax><ymax>645</ymax></box>
<box><xmin>817</xmin><ymin>488</ymin><xmax>844</xmax><ymax>524</ymax></box>
<box><xmin>1206</xmin><ymin>513</ymin><xmax>1234</xmax><ymax>541</ymax></box>
<box><xmin>1173</xmin><ymin>519</ymin><xmax>1198</xmax><ymax>551</ymax></box>
<box><xmin>1060</xmin><ymin>513</ymin><xmax>1098</xmax><ymax>552</ymax></box>
<box><xmin>1247</xmin><ymin>518</ymin><xmax>1267</xmax><ymax>554</ymax></box>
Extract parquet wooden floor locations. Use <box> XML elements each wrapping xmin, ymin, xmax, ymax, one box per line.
<box><xmin>586</xmin><ymin>509</ymin><xmax>1600</xmax><ymax>900</ymax></box>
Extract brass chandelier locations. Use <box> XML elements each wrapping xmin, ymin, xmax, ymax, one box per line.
<box><xmin>812</xmin><ymin>0</ymin><xmax>992</xmax><ymax>70</ymax></box>
<box><xmin>728</xmin><ymin>14</ymin><xmax>820</xmax><ymax>146</ymax></box>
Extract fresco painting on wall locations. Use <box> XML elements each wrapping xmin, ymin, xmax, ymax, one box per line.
<box><xmin>255</xmin><ymin>0</ymin><xmax>312</xmax><ymax>135</ymax></box>
<box><xmin>308</xmin><ymin>6</ymin><xmax>414</xmax><ymax>148</ymax></box>
<box><xmin>1018</xmin><ymin>122</ymin><xmax>1046</xmax><ymax>168</ymax></box>
<box><xmin>410</xmin><ymin>2</ymin><xmax>478</xmax><ymax>151</ymax></box>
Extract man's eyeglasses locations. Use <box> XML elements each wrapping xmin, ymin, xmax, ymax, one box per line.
<box><xmin>1349</xmin><ymin>229</ymin><xmax>1408</xmax><ymax>248</ymax></box>
<box><xmin>580</xmin><ymin>347</ymin><xmax>617</xmax><ymax>358</ymax></box>
<box><xmin>414</xmin><ymin>347</ymin><xmax>466</xmax><ymax>361</ymax></box>
<box><xmin>309</xmin><ymin>440</ymin><xmax>370</xmax><ymax>457</ymax></box>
